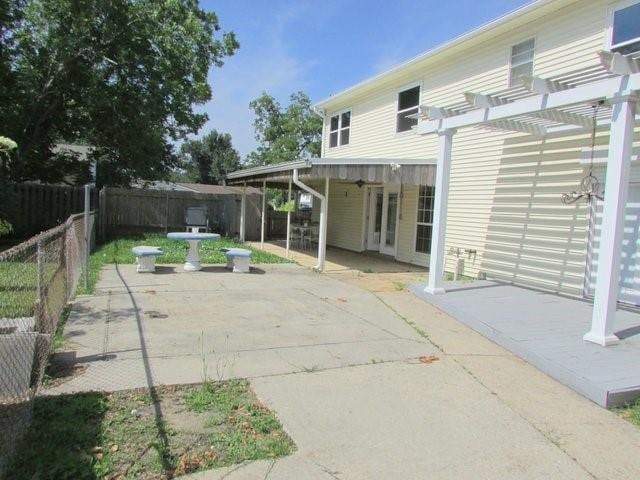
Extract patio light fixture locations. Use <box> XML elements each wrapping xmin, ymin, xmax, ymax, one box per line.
<box><xmin>560</xmin><ymin>102</ymin><xmax>605</xmax><ymax>205</ymax></box>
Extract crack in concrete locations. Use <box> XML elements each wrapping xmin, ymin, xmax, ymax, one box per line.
<box><xmin>302</xmin><ymin>287</ymin><xmax>420</xmax><ymax>342</ymax></box>
<box><xmin>313</xmin><ymin>460</ymin><xmax>342</xmax><ymax>479</ymax></box>
<box><xmin>263</xmin><ymin>459</ymin><xmax>278</xmax><ymax>479</ymax></box>
<box><xmin>370</xmin><ymin>291</ymin><xmax>445</xmax><ymax>352</ymax></box>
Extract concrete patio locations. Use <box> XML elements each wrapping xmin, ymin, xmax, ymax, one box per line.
<box><xmin>411</xmin><ymin>280</ymin><xmax>640</xmax><ymax>408</ymax></box>
<box><xmin>46</xmin><ymin>262</ymin><xmax>640</xmax><ymax>479</ymax></box>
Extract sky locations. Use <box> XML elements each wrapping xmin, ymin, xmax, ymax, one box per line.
<box><xmin>198</xmin><ymin>0</ymin><xmax>531</xmax><ymax>159</ymax></box>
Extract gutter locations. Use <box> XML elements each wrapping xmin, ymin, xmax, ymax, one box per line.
<box><xmin>226</xmin><ymin>160</ymin><xmax>311</xmax><ymax>180</ymax></box>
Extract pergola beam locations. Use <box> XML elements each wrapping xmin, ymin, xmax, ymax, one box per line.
<box><xmin>600</xmin><ymin>51</ymin><xmax>640</xmax><ymax>75</ymax></box>
<box><xmin>418</xmin><ymin>72</ymin><xmax>640</xmax><ymax>135</ymax></box>
<box><xmin>420</xmin><ymin>105</ymin><xmax>463</xmax><ymax>120</ymax></box>
<box><xmin>466</xmin><ymin>93</ymin><xmax>547</xmax><ymax>134</ymax></box>
<box><xmin>484</xmin><ymin>118</ymin><xmax>547</xmax><ymax>136</ymax></box>
<box><xmin>520</xmin><ymin>75</ymin><xmax>569</xmax><ymax>94</ymax></box>
<box><xmin>530</xmin><ymin>109</ymin><xmax>594</xmax><ymax>129</ymax></box>
<box><xmin>465</xmin><ymin>91</ymin><xmax>593</xmax><ymax>131</ymax></box>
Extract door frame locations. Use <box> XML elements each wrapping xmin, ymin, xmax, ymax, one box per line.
<box><xmin>379</xmin><ymin>185</ymin><xmax>401</xmax><ymax>256</ymax></box>
<box><xmin>365</xmin><ymin>186</ymin><xmax>384</xmax><ymax>251</ymax></box>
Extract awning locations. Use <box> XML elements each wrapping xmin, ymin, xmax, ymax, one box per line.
<box><xmin>226</xmin><ymin>157</ymin><xmax>436</xmax><ymax>187</ymax></box>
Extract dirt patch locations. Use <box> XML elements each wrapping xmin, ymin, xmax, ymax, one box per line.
<box><xmin>6</xmin><ymin>381</ymin><xmax>295</xmax><ymax>480</ymax></box>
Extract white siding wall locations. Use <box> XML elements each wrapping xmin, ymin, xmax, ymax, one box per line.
<box><xmin>320</xmin><ymin>0</ymin><xmax>630</xmax><ymax>296</ymax></box>
<box><xmin>326</xmin><ymin>182</ymin><xmax>366</xmax><ymax>251</ymax></box>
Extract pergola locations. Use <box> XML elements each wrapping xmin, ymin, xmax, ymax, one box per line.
<box><xmin>416</xmin><ymin>52</ymin><xmax>640</xmax><ymax>347</ymax></box>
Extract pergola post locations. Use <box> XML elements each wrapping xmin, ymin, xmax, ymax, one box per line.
<box><xmin>585</xmin><ymin>96</ymin><xmax>637</xmax><ymax>346</ymax></box>
<box><xmin>424</xmin><ymin>129</ymin><xmax>455</xmax><ymax>295</ymax></box>
<box><xmin>286</xmin><ymin>176</ymin><xmax>292</xmax><ymax>258</ymax></box>
<box><xmin>260</xmin><ymin>179</ymin><xmax>266</xmax><ymax>248</ymax></box>
<box><xmin>240</xmin><ymin>182</ymin><xmax>246</xmax><ymax>243</ymax></box>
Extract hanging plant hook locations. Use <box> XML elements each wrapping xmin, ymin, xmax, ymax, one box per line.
<box><xmin>561</xmin><ymin>101</ymin><xmax>605</xmax><ymax>205</ymax></box>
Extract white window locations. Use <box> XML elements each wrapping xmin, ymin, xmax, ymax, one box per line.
<box><xmin>611</xmin><ymin>1</ymin><xmax>640</xmax><ymax>55</ymax></box>
<box><xmin>329</xmin><ymin>111</ymin><xmax>350</xmax><ymax>148</ymax></box>
<box><xmin>509</xmin><ymin>38</ymin><xmax>535</xmax><ymax>87</ymax></box>
<box><xmin>396</xmin><ymin>85</ymin><xmax>420</xmax><ymax>133</ymax></box>
<box><xmin>415</xmin><ymin>185</ymin><xmax>435</xmax><ymax>254</ymax></box>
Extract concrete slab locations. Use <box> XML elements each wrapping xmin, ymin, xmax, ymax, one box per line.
<box><xmin>250</xmin><ymin>361</ymin><xmax>592</xmax><ymax>480</ymax></box>
<box><xmin>45</xmin><ymin>264</ymin><xmax>434</xmax><ymax>395</ymax></box>
<box><xmin>45</xmin><ymin>261</ymin><xmax>640</xmax><ymax>479</ymax></box>
<box><xmin>410</xmin><ymin>281</ymin><xmax>640</xmax><ymax>407</ymax></box>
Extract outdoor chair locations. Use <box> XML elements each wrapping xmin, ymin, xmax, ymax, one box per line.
<box><xmin>221</xmin><ymin>247</ymin><xmax>252</xmax><ymax>273</ymax></box>
<box><xmin>290</xmin><ymin>226</ymin><xmax>303</xmax><ymax>248</ymax></box>
<box><xmin>131</xmin><ymin>246</ymin><xmax>164</xmax><ymax>273</ymax></box>
<box><xmin>185</xmin><ymin>206</ymin><xmax>209</xmax><ymax>233</ymax></box>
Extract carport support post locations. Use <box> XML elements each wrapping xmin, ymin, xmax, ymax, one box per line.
<box><xmin>425</xmin><ymin>129</ymin><xmax>455</xmax><ymax>295</ymax></box>
<box><xmin>286</xmin><ymin>177</ymin><xmax>292</xmax><ymax>258</ymax></box>
<box><xmin>585</xmin><ymin>97</ymin><xmax>637</xmax><ymax>346</ymax></box>
<box><xmin>318</xmin><ymin>176</ymin><xmax>329</xmax><ymax>270</ymax></box>
<box><xmin>260</xmin><ymin>179</ymin><xmax>266</xmax><ymax>248</ymax></box>
<box><xmin>240</xmin><ymin>182</ymin><xmax>246</xmax><ymax>243</ymax></box>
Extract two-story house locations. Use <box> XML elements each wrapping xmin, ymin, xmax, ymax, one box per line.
<box><xmin>227</xmin><ymin>0</ymin><xmax>640</xmax><ymax>346</ymax></box>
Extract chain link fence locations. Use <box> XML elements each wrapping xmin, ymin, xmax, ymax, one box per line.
<box><xmin>0</xmin><ymin>211</ymin><xmax>95</xmax><ymax>474</ymax></box>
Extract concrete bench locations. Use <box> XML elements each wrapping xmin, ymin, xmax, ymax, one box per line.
<box><xmin>221</xmin><ymin>248</ymin><xmax>252</xmax><ymax>273</ymax></box>
<box><xmin>131</xmin><ymin>246</ymin><xmax>164</xmax><ymax>273</ymax></box>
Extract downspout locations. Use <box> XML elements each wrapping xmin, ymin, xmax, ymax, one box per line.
<box><xmin>293</xmin><ymin>168</ymin><xmax>326</xmax><ymax>271</ymax></box>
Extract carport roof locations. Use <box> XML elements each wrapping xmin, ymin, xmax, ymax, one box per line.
<box><xmin>226</xmin><ymin>157</ymin><xmax>437</xmax><ymax>187</ymax></box>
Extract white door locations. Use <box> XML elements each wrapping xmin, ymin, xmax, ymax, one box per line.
<box><xmin>380</xmin><ymin>187</ymin><xmax>400</xmax><ymax>256</ymax></box>
<box><xmin>587</xmin><ymin>183</ymin><xmax>640</xmax><ymax>306</ymax></box>
<box><xmin>367</xmin><ymin>187</ymin><xmax>384</xmax><ymax>251</ymax></box>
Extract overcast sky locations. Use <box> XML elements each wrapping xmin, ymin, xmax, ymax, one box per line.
<box><xmin>198</xmin><ymin>0</ymin><xmax>530</xmax><ymax>159</ymax></box>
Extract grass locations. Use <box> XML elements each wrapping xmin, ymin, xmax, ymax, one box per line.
<box><xmin>5</xmin><ymin>380</ymin><xmax>295</xmax><ymax>479</ymax></box>
<box><xmin>617</xmin><ymin>399</ymin><xmax>640</xmax><ymax>427</ymax></box>
<box><xmin>77</xmin><ymin>233</ymin><xmax>289</xmax><ymax>294</ymax></box>
<box><xmin>0</xmin><ymin>260</ymin><xmax>66</xmax><ymax>318</ymax></box>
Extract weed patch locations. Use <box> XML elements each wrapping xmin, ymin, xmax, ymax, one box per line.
<box><xmin>6</xmin><ymin>380</ymin><xmax>295</xmax><ymax>479</ymax></box>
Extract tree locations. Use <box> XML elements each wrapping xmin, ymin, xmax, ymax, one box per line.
<box><xmin>0</xmin><ymin>136</ymin><xmax>17</xmax><ymax>236</ymax></box>
<box><xmin>0</xmin><ymin>0</ymin><xmax>239</xmax><ymax>186</ymax></box>
<box><xmin>179</xmin><ymin>130</ymin><xmax>241</xmax><ymax>184</ymax></box>
<box><xmin>247</xmin><ymin>91</ymin><xmax>322</xmax><ymax>166</ymax></box>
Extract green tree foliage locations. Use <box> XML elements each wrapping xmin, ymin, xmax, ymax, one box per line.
<box><xmin>0</xmin><ymin>136</ymin><xmax>17</xmax><ymax>236</ymax></box>
<box><xmin>0</xmin><ymin>0</ymin><xmax>238</xmax><ymax>186</ymax></box>
<box><xmin>247</xmin><ymin>91</ymin><xmax>322</xmax><ymax>166</ymax></box>
<box><xmin>179</xmin><ymin>130</ymin><xmax>241</xmax><ymax>184</ymax></box>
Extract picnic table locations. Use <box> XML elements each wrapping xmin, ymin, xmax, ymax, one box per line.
<box><xmin>166</xmin><ymin>232</ymin><xmax>220</xmax><ymax>271</ymax></box>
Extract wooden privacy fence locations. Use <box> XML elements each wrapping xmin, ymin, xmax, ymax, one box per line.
<box><xmin>99</xmin><ymin>187</ymin><xmax>262</xmax><ymax>240</ymax></box>
<box><xmin>7</xmin><ymin>184</ymin><xmax>98</xmax><ymax>236</ymax></box>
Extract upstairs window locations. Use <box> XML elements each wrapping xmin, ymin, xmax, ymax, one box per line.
<box><xmin>611</xmin><ymin>2</ymin><xmax>640</xmax><ymax>55</ymax></box>
<box><xmin>415</xmin><ymin>185</ymin><xmax>435</xmax><ymax>254</ymax></box>
<box><xmin>329</xmin><ymin>110</ymin><xmax>351</xmax><ymax>148</ymax></box>
<box><xmin>509</xmin><ymin>39</ymin><xmax>535</xmax><ymax>87</ymax></box>
<box><xmin>396</xmin><ymin>85</ymin><xmax>420</xmax><ymax>133</ymax></box>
